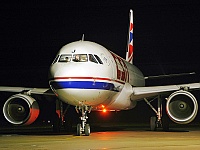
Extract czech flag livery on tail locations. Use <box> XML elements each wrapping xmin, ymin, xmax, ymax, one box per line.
<box><xmin>126</xmin><ymin>9</ymin><xmax>134</xmax><ymax>64</ymax></box>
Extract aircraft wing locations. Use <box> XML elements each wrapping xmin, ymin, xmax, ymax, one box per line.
<box><xmin>132</xmin><ymin>82</ymin><xmax>200</xmax><ymax>100</ymax></box>
<box><xmin>0</xmin><ymin>86</ymin><xmax>55</xmax><ymax>96</ymax></box>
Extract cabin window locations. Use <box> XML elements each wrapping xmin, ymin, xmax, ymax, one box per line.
<box><xmin>94</xmin><ymin>55</ymin><xmax>103</xmax><ymax>64</ymax></box>
<box><xmin>59</xmin><ymin>54</ymin><xmax>72</xmax><ymax>62</ymax></box>
<box><xmin>89</xmin><ymin>54</ymin><xmax>98</xmax><ymax>64</ymax></box>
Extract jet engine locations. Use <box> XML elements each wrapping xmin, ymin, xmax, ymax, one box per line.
<box><xmin>166</xmin><ymin>90</ymin><xmax>198</xmax><ymax>124</ymax></box>
<box><xmin>3</xmin><ymin>94</ymin><xmax>39</xmax><ymax>125</ymax></box>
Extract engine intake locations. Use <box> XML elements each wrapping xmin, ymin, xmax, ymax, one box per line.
<box><xmin>3</xmin><ymin>94</ymin><xmax>39</xmax><ymax>125</ymax></box>
<box><xmin>166</xmin><ymin>90</ymin><xmax>198</xmax><ymax>124</ymax></box>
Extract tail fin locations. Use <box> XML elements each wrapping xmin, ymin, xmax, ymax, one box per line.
<box><xmin>126</xmin><ymin>9</ymin><xmax>134</xmax><ymax>64</ymax></box>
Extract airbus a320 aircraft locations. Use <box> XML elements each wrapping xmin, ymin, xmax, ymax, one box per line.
<box><xmin>1</xmin><ymin>10</ymin><xmax>200</xmax><ymax>136</ymax></box>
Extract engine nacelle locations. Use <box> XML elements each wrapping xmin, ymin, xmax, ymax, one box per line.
<box><xmin>166</xmin><ymin>90</ymin><xmax>198</xmax><ymax>124</ymax></box>
<box><xmin>3</xmin><ymin>94</ymin><xmax>39</xmax><ymax>125</ymax></box>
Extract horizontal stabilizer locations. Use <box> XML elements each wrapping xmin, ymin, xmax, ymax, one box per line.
<box><xmin>144</xmin><ymin>72</ymin><xmax>195</xmax><ymax>80</ymax></box>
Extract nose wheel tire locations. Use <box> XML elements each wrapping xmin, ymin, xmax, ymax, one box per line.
<box><xmin>76</xmin><ymin>123</ymin><xmax>90</xmax><ymax>136</ymax></box>
<box><xmin>85</xmin><ymin>124</ymin><xmax>90</xmax><ymax>136</ymax></box>
<box><xmin>77</xmin><ymin>124</ymin><xmax>82</xmax><ymax>136</ymax></box>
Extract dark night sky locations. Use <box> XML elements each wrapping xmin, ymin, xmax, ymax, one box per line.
<box><xmin>1</xmin><ymin>1</ymin><xmax>200</xmax><ymax>87</ymax></box>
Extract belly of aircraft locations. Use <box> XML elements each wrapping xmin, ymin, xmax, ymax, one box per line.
<box><xmin>56</xmin><ymin>89</ymin><xmax>117</xmax><ymax>106</ymax></box>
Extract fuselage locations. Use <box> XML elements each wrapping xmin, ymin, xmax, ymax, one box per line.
<box><xmin>49</xmin><ymin>41</ymin><xmax>145</xmax><ymax>111</ymax></box>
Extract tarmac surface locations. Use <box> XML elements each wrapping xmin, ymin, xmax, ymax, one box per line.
<box><xmin>1</xmin><ymin>123</ymin><xmax>200</xmax><ymax>150</ymax></box>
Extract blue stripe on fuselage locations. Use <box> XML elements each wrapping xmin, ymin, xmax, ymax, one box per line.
<box><xmin>50</xmin><ymin>81</ymin><xmax>115</xmax><ymax>91</ymax></box>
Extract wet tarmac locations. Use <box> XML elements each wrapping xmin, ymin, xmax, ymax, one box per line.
<box><xmin>1</xmin><ymin>123</ymin><xmax>200</xmax><ymax>150</ymax></box>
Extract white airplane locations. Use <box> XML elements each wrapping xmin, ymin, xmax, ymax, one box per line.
<box><xmin>1</xmin><ymin>9</ymin><xmax>200</xmax><ymax>136</ymax></box>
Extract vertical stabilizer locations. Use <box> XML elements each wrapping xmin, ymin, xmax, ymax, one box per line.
<box><xmin>126</xmin><ymin>9</ymin><xmax>134</xmax><ymax>64</ymax></box>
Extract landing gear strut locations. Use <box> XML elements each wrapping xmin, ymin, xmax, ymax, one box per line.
<box><xmin>53</xmin><ymin>100</ymin><xmax>74</xmax><ymax>133</ymax></box>
<box><xmin>144</xmin><ymin>95</ymin><xmax>169</xmax><ymax>131</ymax></box>
<box><xmin>75</xmin><ymin>105</ymin><xmax>92</xmax><ymax>136</ymax></box>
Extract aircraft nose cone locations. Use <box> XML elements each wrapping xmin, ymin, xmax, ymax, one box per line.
<box><xmin>50</xmin><ymin>63</ymin><xmax>89</xmax><ymax>79</ymax></box>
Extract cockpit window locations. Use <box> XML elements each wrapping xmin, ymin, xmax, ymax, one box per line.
<box><xmin>52</xmin><ymin>55</ymin><xmax>60</xmax><ymax>64</ymax></box>
<box><xmin>94</xmin><ymin>55</ymin><xmax>103</xmax><ymax>64</ymax></box>
<box><xmin>54</xmin><ymin>54</ymin><xmax>103</xmax><ymax>64</ymax></box>
<box><xmin>89</xmin><ymin>54</ymin><xmax>98</xmax><ymax>64</ymax></box>
<box><xmin>59</xmin><ymin>54</ymin><xmax>72</xmax><ymax>62</ymax></box>
<box><xmin>73</xmin><ymin>54</ymin><xmax>88</xmax><ymax>62</ymax></box>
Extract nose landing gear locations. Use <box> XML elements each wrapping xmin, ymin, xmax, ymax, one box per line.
<box><xmin>76</xmin><ymin>105</ymin><xmax>92</xmax><ymax>136</ymax></box>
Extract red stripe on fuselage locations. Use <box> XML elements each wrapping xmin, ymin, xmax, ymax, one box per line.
<box><xmin>53</xmin><ymin>77</ymin><xmax>112</xmax><ymax>81</ymax></box>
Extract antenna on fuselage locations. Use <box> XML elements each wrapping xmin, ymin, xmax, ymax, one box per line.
<box><xmin>81</xmin><ymin>34</ymin><xmax>85</xmax><ymax>41</ymax></box>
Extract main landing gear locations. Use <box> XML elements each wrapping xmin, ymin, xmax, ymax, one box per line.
<box><xmin>75</xmin><ymin>105</ymin><xmax>92</xmax><ymax>136</ymax></box>
<box><xmin>53</xmin><ymin>100</ymin><xmax>73</xmax><ymax>133</ymax></box>
<box><xmin>144</xmin><ymin>95</ymin><xmax>169</xmax><ymax>131</ymax></box>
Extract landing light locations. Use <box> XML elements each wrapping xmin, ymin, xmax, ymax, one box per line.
<box><xmin>101</xmin><ymin>105</ymin><xmax>107</xmax><ymax>113</ymax></box>
<box><xmin>102</xmin><ymin>109</ymin><xmax>107</xmax><ymax>113</ymax></box>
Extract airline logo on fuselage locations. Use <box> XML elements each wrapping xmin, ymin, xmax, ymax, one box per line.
<box><xmin>110</xmin><ymin>52</ymin><xmax>129</xmax><ymax>83</ymax></box>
